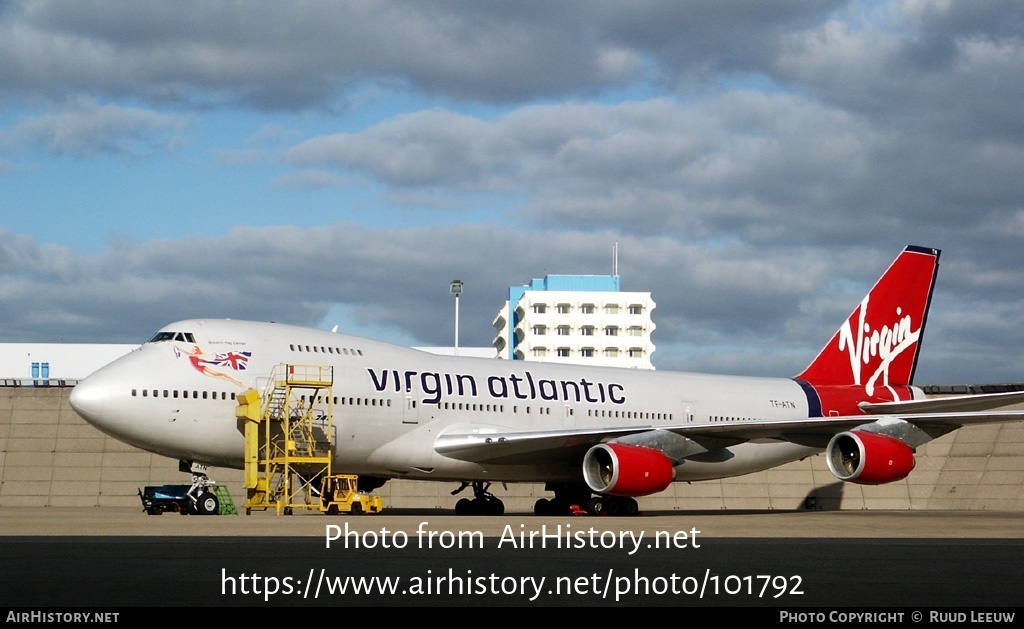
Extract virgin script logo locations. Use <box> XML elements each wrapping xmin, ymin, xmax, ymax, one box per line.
<box><xmin>837</xmin><ymin>295</ymin><xmax>919</xmax><ymax>396</ymax></box>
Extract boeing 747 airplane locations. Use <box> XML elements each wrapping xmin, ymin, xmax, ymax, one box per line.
<box><xmin>69</xmin><ymin>246</ymin><xmax>1024</xmax><ymax>515</ymax></box>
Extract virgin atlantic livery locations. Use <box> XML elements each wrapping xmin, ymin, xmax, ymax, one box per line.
<box><xmin>69</xmin><ymin>246</ymin><xmax>1024</xmax><ymax>515</ymax></box>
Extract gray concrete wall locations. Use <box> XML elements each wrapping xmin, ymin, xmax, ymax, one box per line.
<box><xmin>1</xmin><ymin>385</ymin><xmax>1022</xmax><ymax>512</ymax></box>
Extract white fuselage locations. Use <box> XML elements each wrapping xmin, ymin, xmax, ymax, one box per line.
<box><xmin>70</xmin><ymin>319</ymin><xmax>827</xmax><ymax>485</ymax></box>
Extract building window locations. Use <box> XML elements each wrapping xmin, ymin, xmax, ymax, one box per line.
<box><xmin>581</xmin><ymin>304</ymin><xmax>595</xmax><ymax>314</ymax></box>
<box><xmin>628</xmin><ymin>348</ymin><xmax>645</xmax><ymax>358</ymax></box>
<box><xmin>532</xmin><ymin>325</ymin><xmax>547</xmax><ymax>335</ymax></box>
<box><xmin>557</xmin><ymin>347</ymin><xmax>570</xmax><ymax>357</ymax></box>
<box><xmin>604</xmin><ymin>326</ymin><xmax>619</xmax><ymax>336</ymax></box>
<box><xmin>532</xmin><ymin>304</ymin><xmax>547</xmax><ymax>314</ymax></box>
<box><xmin>556</xmin><ymin>325</ymin><xmax>571</xmax><ymax>336</ymax></box>
<box><xmin>628</xmin><ymin>304</ymin><xmax>644</xmax><ymax>315</ymax></box>
<box><xmin>604</xmin><ymin>347</ymin><xmax>619</xmax><ymax>358</ymax></box>
<box><xmin>532</xmin><ymin>347</ymin><xmax>548</xmax><ymax>357</ymax></box>
<box><xmin>557</xmin><ymin>303</ymin><xmax>570</xmax><ymax>314</ymax></box>
<box><xmin>580</xmin><ymin>347</ymin><xmax>594</xmax><ymax>358</ymax></box>
<box><xmin>628</xmin><ymin>326</ymin><xmax>644</xmax><ymax>337</ymax></box>
<box><xmin>604</xmin><ymin>304</ymin><xmax>619</xmax><ymax>314</ymax></box>
<box><xmin>581</xmin><ymin>325</ymin><xmax>595</xmax><ymax>336</ymax></box>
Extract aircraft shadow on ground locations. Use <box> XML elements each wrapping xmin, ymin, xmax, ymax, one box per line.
<box><xmin>802</xmin><ymin>482</ymin><xmax>845</xmax><ymax>511</ymax></box>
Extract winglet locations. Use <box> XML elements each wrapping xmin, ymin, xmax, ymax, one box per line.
<box><xmin>796</xmin><ymin>246</ymin><xmax>940</xmax><ymax>392</ymax></box>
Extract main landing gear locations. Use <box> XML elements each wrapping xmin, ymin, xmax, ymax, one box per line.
<box><xmin>448</xmin><ymin>481</ymin><xmax>641</xmax><ymax>517</ymax></box>
<box><xmin>584</xmin><ymin>495</ymin><xmax>639</xmax><ymax>517</ymax></box>
<box><xmin>533</xmin><ymin>482</ymin><xmax>640</xmax><ymax>517</ymax></box>
<box><xmin>452</xmin><ymin>481</ymin><xmax>505</xmax><ymax>516</ymax></box>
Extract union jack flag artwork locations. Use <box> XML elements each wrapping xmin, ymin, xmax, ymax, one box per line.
<box><xmin>211</xmin><ymin>351</ymin><xmax>251</xmax><ymax>370</ymax></box>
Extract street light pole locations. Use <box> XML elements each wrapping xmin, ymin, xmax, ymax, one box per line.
<box><xmin>450</xmin><ymin>279</ymin><xmax>463</xmax><ymax>356</ymax></box>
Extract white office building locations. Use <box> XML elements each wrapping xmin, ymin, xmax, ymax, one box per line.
<box><xmin>0</xmin><ymin>343</ymin><xmax>137</xmax><ymax>382</ymax></box>
<box><xmin>492</xmin><ymin>275</ymin><xmax>656</xmax><ymax>369</ymax></box>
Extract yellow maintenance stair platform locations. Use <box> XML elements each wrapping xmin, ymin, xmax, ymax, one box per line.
<box><xmin>236</xmin><ymin>364</ymin><xmax>335</xmax><ymax>515</ymax></box>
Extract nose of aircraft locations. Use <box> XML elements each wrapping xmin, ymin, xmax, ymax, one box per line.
<box><xmin>69</xmin><ymin>357</ymin><xmax>137</xmax><ymax>441</ymax></box>
<box><xmin>68</xmin><ymin>348</ymin><xmax>181</xmax><ymax>459</ymax></box>
<box><xmin>69</xmin><ymin>377</ymin><xmax>106</xmax><ymax>425</ymax></box>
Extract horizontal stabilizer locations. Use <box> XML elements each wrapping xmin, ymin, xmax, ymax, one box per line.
<box><xmin>860</xmin><ymin>390</ymin><xmax>1024</xmax><ymax>415</ymax></box>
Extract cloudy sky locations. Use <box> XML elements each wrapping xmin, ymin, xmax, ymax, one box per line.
<box><xmin>1</xmin><ymin>0</ymin><xmax>1022</xmax><ymax>385</ymax></box>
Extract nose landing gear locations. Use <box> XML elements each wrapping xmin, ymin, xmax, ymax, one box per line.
<box><xmin>182</xmin><ymin>460</ymin><xmax>223</xmax><ymax>515</ymax></box>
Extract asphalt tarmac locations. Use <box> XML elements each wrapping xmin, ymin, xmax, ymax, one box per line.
<box><xmin>1</xmin><ymin>508</ymin><xmax>1022</xmax><ymax>609</ymax></box>
<box><xmin>2</xmin><ymin>506</ymin><xmax>1023</xmax><ymax>538</ymax></box>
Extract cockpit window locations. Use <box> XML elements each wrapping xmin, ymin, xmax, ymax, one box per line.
<box><xmin>148</xmin><ymin>331</ymin><xmax>196</xmax><ymax>343</ymax></box>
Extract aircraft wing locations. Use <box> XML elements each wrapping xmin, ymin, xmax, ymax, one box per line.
<box><xmin>434</xmin><ymin>409</ymin><xmax>1024</xmax><ymax>465</ymax></box>
<box><xmin>434</xmin><ymin>425</ymin><xmax>658</xmax><ymax>465</ymax></box>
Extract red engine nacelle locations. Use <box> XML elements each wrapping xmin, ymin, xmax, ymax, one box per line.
<box><xmin>582</xmin><ymin>443</ymin><xmax>675</xmax><ymax>496</ymax></box>
<box><xmin>826</xmin><ymin>430</ymin><xmax>916</xmax><ymax>485</ymax></box>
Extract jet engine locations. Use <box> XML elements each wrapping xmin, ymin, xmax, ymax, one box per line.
<box><xmin>582</xmin><ymin>443</ymin><xmax>674</xmax><ymax>496</ymax></box>
<box><xmin>825</xmin><ymin>430</ymin><xmax>915</xmax><ymax>485</ymax></box>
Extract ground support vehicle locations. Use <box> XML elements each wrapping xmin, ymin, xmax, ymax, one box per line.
<box><xmin>319</xmin><ymin>474</ymin><xmax>384</xmax><ymax>515</ymax></box>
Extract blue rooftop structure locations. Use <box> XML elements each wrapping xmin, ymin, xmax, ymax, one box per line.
<box><xmin>506</xmin><ymin>275</ymin><xmax>621</xmax><ymax>319</ymax></box>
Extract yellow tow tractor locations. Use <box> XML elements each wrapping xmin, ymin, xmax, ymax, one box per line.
<box><xmin>319</xmin><ymin>474</ymin><xmax>384</xmax><ymax>515</ymax></box>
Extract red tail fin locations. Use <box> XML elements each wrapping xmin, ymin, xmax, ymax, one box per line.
<box><xmin>797</xmin><ymin>246</ymin><xmax>940</xmax><ymax>393</ymax></box>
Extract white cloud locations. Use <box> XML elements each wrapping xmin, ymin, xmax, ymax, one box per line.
<box><xmin>14</xmin><ymin>98</ymin><xmax>186</xmax><ymax>157</ymax></box>
<box><xmin>0</xmin><ymin>1</ymin><xmax>1022</xmax><ymax>389</ymax></box>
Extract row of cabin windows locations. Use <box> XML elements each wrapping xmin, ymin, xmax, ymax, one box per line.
<box><xmin>532</xmin><ymin>304</ymin><xmax>645</xmax><ymax>315</ymax></box>
<box><xmin>532</xmin><ymin>347</ymin><xmax>646</xmax><ymax>358</ymax></box>
<box><xmin>426</xmin><ymin>401</ymin><xmax>673</xmax><ymax>420</ymax></box>
<box><xmin>290</xmin><ymin>344</ymin><xmax>363</xmax><ymax>356</ymax></box>
<box><xmin>130</xmin><ymin>389</ymin><xmax>391</xmax><ymax>409</ymax></box>
<box><xmin>129</xmin><ymin>389</ymin><xmax>674</xmax><ymax>421</ymax></box>
<box><xmin>133</xmin><ymin>389</ymin><xmax>236</xmax><ymax>400</ymax></box>
<box><xmin>299</xmin><ymin>395</ymin><xmax>391</xmax><ymax>408</ymax></box>
<box><xmin>587</xmin><ymin>409</ymin><xmax>674</xmax><ymax>421</ymax></box>
<box><xmin>431</xmin><ymin>402</ymin><xmax>554</xmax><ymax>415</ymax></box>
<box><xmin>710</xmin><ymin>416</ymin><xmax>754</xmax><ymax>422</ymax></box>
<box><xmin>361</xmin><ymin>397</ymin><xmax>558</xmax><ymax>417</ymax></box>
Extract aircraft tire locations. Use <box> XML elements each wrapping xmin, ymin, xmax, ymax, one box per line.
<box><xmin>486</xmin><ymin>498</ymin><xmax>504</xmax><ymax>516</ymax></box>
<box><xmin>534</xmin><ymin>498</ymin><xmax>551</xmax><ymax>516</ymax></box>
<box><xmin>605</xmin><ymin>499</ymin><xmax>622</xmax><ymax>517</ymax></box>
<box><xmin>622</xmin><ymin>498</ymin><xmax>638</xmax><ymax>516</ymax></box>
<box><xmin>196</xmin><ymin>492</ymin><xmax>219</xmax><ymax>516</ymax></box>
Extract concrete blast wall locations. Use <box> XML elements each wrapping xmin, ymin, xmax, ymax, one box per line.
<box><xmin>2</xmin><ymin>386</ymin><xmax>1023</xmax><ymax>511</ymax></box>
